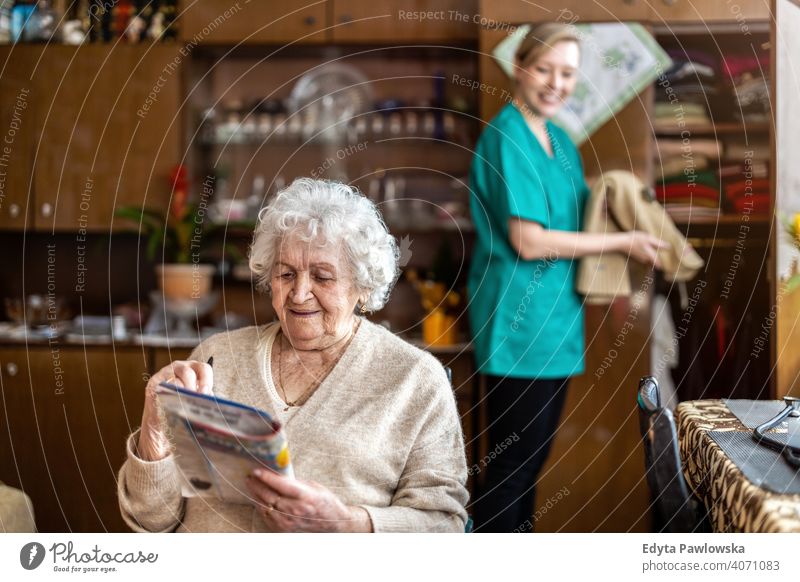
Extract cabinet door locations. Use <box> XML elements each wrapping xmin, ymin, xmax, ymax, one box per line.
<box><xmin>478</xmin><ymin>0</ymin><xmax>649</xmax><ymax>24</ymax></box>
<box><xmin>33</xmin><ymin>45</ymin><xmax>181</xmax><ymax>232</ymax></box>
<box><xmin>650</xmin><ymin>0</ymin><xmax>769</xmax><ymax>22</ymax></box>
<box><xmin>331</xmin><ymin>0</ymin><xmax>478</xmax><ymax>43</ymax></box>
<box><xmin>0</xmin><ymin>347</ymin><xmax>149</xmax><ymax>532</ymax></box>
<box><xmin>150</xmin><ymin>346</ymin><xmax>193</xmax><ymax>374</ymax></box>
<box><xmin>180</xmin><ymin>1</ymin><xmax>327</xmax><ymax>45</ymax></box>
<box><xmin>0</xmin><ymin>46</ymin><xmax>43</xmax><ymax>230</ymax></box>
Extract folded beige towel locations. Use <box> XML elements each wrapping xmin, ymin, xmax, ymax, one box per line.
<box><xmin>655</xmin><ymin>138</ymin><xmax>722</xmax><ymax>159</ymax></box>
<box><xmin>578</xmin><ymin>171</ymin><xmax>705</xmax><ymax>304</ymax></box>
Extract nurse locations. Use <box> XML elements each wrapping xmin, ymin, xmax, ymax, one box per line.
<box><xmin>468</xmin><ymin>22</ymin><xmax>665</xmax><ymax>532</ymax></box>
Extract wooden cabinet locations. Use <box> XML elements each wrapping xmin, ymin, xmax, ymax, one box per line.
<box><xmin>480</xmin><ymin>0</ymin><xmax>769</xmax><ymax>24</ymax></box>
<box><xmin>179</xmin><ymin>0</ymin><xmax>327</xmax><ymax>45</ymax></box>
<box><xmin>0</xmin><ymin>44</ymin><xmax>181</xmax><ymax>233</ymax></box>
<box><xmin>34</xmin><ymin>45</ymin><xmax>181</xmax><ymax>232</ymax></box>
<box><xmin>479</xmin><ymin>0</ymin><xmax>649</xmax><ymax>24</ymax></box>
<box><xmin>150</xmin><ymin>346</ymin><xmax>192</xmax><ymax>373</ymax></box>
<box><xmin>331</xmin><ymin>0</ymin><xmax>478</xmax><ymax>43</ymax></box>
<box><xmin>0</xmin><ymin>46</ymin><xmax>43</xmax><ymax>229</ymax></box>
<box><xmin>180</xmin><ymin>1</ymin><xmax>478</xmax><ymax>45</ymax></box>
<box><xmin>649</xmin><ymin>0</ymin><xmax>769</xmax><ymax>23</ymax></box>
<box><xmin>0</xmin><ymin>346</ymin><xmax>149</xmax><ymax>532</ymax></box>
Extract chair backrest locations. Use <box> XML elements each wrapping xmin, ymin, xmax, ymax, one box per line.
<box><xmin>441</xmin><ymin>365</ymin><xmax>472</xmax><ymax>533</ymax></box>
<box><xmin>637</xmin><ymin>376</ymin><xmax>702</xmax><ymax>533</ymax></box>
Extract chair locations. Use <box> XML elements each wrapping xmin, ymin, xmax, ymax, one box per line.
<box><xmin>443</xmin><ymin>366</ymin><xmax>473</xmax><ymax>533</ymax></box>
<box><xmin>0</xmin><ymin>481</ymin><xmax>36</xmax><ymax>533</ymax></box>
<box><xmin>637</xmin><ymin>376</ymin><xmax>708</xmax><ymax>532</ymax></box>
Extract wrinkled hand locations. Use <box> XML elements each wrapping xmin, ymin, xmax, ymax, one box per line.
<box><xmin>621</xmin><ymin>231</ymin><xmax>669</xmax><ymax>269</ymax></box>
<box><xmin>247</xmin><ymin>469</ymin><xmax>372</xmax><ymax>533</ymax></box>
<box><xmin>137</xmin><ymin>360</ymin><xmax>214</xmax><ymax>462</ymax></box>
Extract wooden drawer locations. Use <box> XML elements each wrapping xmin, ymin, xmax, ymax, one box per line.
<box><xmin>331</xmin><ymin>0</ymin><xmax>478</xmax><ymax>43</ymax></box>
<box><xmin>180</xmin><ymin>1</ymin><xmax>328</xmax><ymax>45</ymax></box>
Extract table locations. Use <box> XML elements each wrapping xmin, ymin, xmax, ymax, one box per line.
<box><xmin>675</xmin><ymin>399</ymin><xmax>800</xmax><ymax>533</ymax></box>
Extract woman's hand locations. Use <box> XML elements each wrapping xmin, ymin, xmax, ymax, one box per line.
<box><xmin>137</xmin><ymin>360</ymin><xmax>214</xmax><ymax>462</ymax></box>
<box><xmin>619</xmin><ymin>231</ymin><xmax>669</xmax><ymax>269</ymax></box>
<box><xmin>247</xmin><ymin>469</ymin><xmax>373</xmax><ymax>532</ymax></box>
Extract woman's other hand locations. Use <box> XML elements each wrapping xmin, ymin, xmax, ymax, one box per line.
<box><xmin>247</xmin><ymin>469</ymin><xmax>373</xmax><ymax>532</ymax></box>
<box><xmin>620</xmin><ymin>231</ymin><xmax>669</xmax><ymax>269</ymax></box>
<box><xmin>137</xmin><ymin>360</ymin><xmax>214</xmax><ymax>462</ymax></box>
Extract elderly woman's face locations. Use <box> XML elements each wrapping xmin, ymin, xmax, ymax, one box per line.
<box><xmin>271</xmin><ymin>236</ymin><xmax>362</xmax><ymax>349</ymax></box>
<box><xmin>516</xmin><ymin>40</ymin><xmax>579</xmax><ymax>119</ymax></box>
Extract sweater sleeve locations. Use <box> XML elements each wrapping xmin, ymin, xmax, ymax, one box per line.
<box><xmin>117</xmin><ymin>428</ymin><xmax>185</xmax><ymax>533</ymax></box>
<box><xmin>117</xmin><ymin>339</ymin><xmax>216</xmax><ymax>532</ymax></box>
<box><xmin>360</xmin><ymin>357</ymin><xmax>469</xmax><ymax>532</ymax></box>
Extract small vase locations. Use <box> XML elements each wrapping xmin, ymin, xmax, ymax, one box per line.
<box><xmin>156</xmin><ymin>264</ymin><xmax>214</xmax><ymax>300</ymax></box>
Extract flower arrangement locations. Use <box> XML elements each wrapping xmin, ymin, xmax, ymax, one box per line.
<box><xmin>115</xmin><ymin>165</ymin><xmax>200</xmax><ymax>264</ymax></box>
<box><xmin>115</xmin><ymin>165</ymin><xmax>244</xmax><ymax>300</ymax></box>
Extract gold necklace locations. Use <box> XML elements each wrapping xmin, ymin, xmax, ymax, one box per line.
<box><xmin>275</xmin><ymin>322</ymin><xmax>359</xmax><ymax>412</ymax></box>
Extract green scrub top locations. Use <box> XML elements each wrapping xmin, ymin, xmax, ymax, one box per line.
<box><xmin>467</xmin><ymin>103</ymin><xmax>590</xmax><ymax>379</ymax></box>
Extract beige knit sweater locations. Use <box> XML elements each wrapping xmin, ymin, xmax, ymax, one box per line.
<box><xmin>117</xmin><ymin>319</ymin><xmax>469</xmax><ymax>532</ymax></box>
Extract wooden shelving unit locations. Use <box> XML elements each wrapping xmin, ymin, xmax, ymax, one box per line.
<box><xmin>653</xmin><ymin>121</ymin><xmax>771</xmax><ymax>136</ymax></box>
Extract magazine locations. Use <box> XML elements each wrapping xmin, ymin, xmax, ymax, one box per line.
<box><xmin>156</xmin><ymin>382</ymin><xmax>293</xmax><ymax>505</ymax></box>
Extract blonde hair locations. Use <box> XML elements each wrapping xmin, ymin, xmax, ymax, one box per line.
<box><xmin>515</xmin><ymin>22</ymin><xmax>580</xmax><ymax>70</ymax></box>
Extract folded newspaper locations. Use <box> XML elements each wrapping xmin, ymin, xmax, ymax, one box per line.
<box><xmin>156</xmin><ymin>382</ymin><xmax>293</xmax><ymax>505</ymax></box>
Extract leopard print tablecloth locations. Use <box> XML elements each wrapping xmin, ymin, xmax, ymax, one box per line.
<box><xmin>676</xmin><ymin>400</ymin><xmax>800</xmax><ymax>532</ymax></box>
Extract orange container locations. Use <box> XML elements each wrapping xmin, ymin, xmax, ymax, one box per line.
<box><xmin>423</xmin><ymin>309</ymin><xmax>457</xmax><ymax>346</ymax></box>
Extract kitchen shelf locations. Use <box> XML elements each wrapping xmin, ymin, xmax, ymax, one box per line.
<box><xmin>654</xmin><ymin>121</ymin><xmax>771</xmax><ymax>136</ymax></box>
<box><xmin>672</xmin><ymin>213</ymin><xmax>772</xmax><ymax>226</ymax></box>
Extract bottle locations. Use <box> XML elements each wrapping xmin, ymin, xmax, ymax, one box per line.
<box><xmin>87</xmin><ymin>0</ymin><xmax>102</xmax><ymax>42</ymax></box>
<box><xmin>0</xmin><ymin>0</ymin><xmax>12</xmax><ymax>43</ymax></box>
<box><xmin>100</xmin><ymin>0</ymin><xmax>112</xmax><ymax>42</ymax></box>
<box><xmin>247</xmin><ymin>174</ymin><xmax>266</xmax><ymax>220</ymax></box>
<box><xmin>75</xmin><ymin>0</ymin><xmax>91</xmax><ymax>40</ymax></box>
<box><xmin>124</xmin><ymin>6</ymin><xmax>146</xmax><ymax>43</ymax></box>
<box><xmin>112</xmin><ymin>0</ymin><xmax>133</xmax><ymax>40</ymax></box>
<box><xmin>62</xmin><ymin>0</ymin><xmax>88</xmax><ymax>45</ymax></box>
<box><xmin>160</xmin><ymin>0</ymin><xmax>177</xmax><ymax>41</ymax></box>
<box><xmin>26</xmin><ymin>0</ymin><xmax>59</xmax><ymax>42</ymax></box>
<box><xmin>10</xmin><ymin>0</ymin><xmax>36</xmax><ymax>43</ymax></box>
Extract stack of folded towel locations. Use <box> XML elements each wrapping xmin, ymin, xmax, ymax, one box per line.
<box><xmin>654</xmin><ymin>138</ymin><xmax>723</xmax><ymax>221</ymax></box>
<box><xmin>722</xmin><ymin>53</ymin><xmax>771</xmax><ymax>123</ymax></box>
<box><xmin>654</xmin><ymin>49</ymin><xmax>718</xmax><ymax>131</ymax></box>
<box><xmin>718</xmin><ymin>158</ymin><xmax>770</xmax><ymax>214</ymax></box>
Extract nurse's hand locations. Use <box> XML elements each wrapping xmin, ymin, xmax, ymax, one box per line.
<box><xmin>622</xmin><ymin>231</ymin><xmax>668</xmax><ymax>269</ymax></box>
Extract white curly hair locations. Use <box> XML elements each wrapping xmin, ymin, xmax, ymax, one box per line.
<box><xmin>249</xmin><ymin>178</ymin><xmax>400</xmax><ymax>312</ymax></box>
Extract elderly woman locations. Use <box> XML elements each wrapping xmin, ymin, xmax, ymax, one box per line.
<box><xmin>118</xmin><ymin>178</ymin><xmax>469</xmax><ymax>532</ymax></box>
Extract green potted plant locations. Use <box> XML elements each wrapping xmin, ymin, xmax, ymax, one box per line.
<box><xmin>116</xmin><ymin>165</ymin><xmax>216</xmax><ymax>300</ymax></box>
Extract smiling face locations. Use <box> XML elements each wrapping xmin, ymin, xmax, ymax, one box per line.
<box><xmin>515</xmin><ymin>40</ymin><xmax>580</xmax><ymax>119</ymax></box>
<box><xmin>270</xmin><ymin>235</ymin><xmax>363</xmax><ymax>350</ymax></box>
